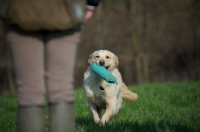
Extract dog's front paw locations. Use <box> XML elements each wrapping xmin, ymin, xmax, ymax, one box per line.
<box><xmin>93</xmin><ymin>116</ymin><xmax>101</xmax><ymax>124</ymax></box>
<box><xmin>101</xmin><ymin>115</ymin><xmax>109</xmax><ymax>125</ymax></box>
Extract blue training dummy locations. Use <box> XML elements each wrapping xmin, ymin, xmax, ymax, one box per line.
<box><xmin>91</xmin><ymin>63</ymin><xmax>118</xmax><ymax>84</ymax></box>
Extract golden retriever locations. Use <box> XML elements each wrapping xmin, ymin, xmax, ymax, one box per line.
<box><xmin>83</xmin><ymin>50</ymin><xmax>138</xmax><ymax>125</ymax></box>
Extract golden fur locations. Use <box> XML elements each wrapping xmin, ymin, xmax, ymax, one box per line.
<box><xmin>83</xmin><ymin>50</ymin><xmax>138</xmax><ymax>125</ymax></box>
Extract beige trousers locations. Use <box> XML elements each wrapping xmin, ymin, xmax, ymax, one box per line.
<box><xmin>6</xmin><ymin>26</ymin><xmax>80</xmax><ymax>106</ymax></box>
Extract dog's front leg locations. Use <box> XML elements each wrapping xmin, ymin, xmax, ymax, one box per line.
<box><xmin>101</xmin><ymin>98</ymin><xmax>117</xmax><ymax>125</ymax></box>
<box><xmin>88</xmin><ymin>101</ymin><xmax>101</xmax><ymax>124</ymax></box>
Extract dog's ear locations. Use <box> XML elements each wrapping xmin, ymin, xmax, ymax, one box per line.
<box><xmin>114</xmin><ymin>55</ymin><xmax>119</xmax><ymax>68</ymax></box>
<box><xmin>88</xmin><ymin>54</ymin><xmax>93</xmax><ymax>65</ymax></box>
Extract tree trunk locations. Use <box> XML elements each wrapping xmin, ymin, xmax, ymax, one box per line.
<box><xmin>6</xmin><ymin>36</ymin><xmax>16</xmax><ymax>94</ymax></box>
<box><xmin>130</xmin><ymin>0</ymin><xmax>143</xmax><ymax>85</ymax></box>
<box><xmin>96</xmin><ymin>0</ymin><xmax>110</xmax><ymax>49</ymax></box>
<box><xmin>192</xmin><ymin>0</ymin><xmax>200</xmax><ymax>80</ymax></box>
<box><xmin>141</xmin><ymin>0</ymin><xmax>150</xmax><ymax>83</ymax></box>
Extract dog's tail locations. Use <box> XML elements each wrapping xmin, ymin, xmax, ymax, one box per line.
<box><xmin>122</xmin><ymin>84</ymin><xmax>138</xmax><ymax>102</ymax></box>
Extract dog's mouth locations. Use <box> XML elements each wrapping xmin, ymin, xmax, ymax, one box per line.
<box><xmin>97</xmin><ymin>62</ymin><xmax>110</xmax><ymax>70</ymax></box>
<box><xmin>105</xmin><ymin>66</ymin><xmax>110</xmax><ymax>70</ymax></box>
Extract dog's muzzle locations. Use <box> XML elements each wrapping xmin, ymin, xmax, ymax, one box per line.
<box><xmin>99</xmin><ymin>60</ymin><xmax>105</xmax><ymax>66</ymax></box>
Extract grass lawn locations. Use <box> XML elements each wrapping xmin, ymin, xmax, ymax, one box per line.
<box><xmin>0</xmin><ymin>81</ymin><xmax>200</xmax><ymax>132</ymax></box>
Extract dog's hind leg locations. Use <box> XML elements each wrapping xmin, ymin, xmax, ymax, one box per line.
<box><xmin>113</xmin><ymin>97</ymin><xmax>122</xmax><ymax>116</ymax></box>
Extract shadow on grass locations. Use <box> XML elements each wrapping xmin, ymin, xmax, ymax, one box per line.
<box><xmin>76</xmin><ymin>116</ymin><xmax>199</xmax><ymax>132</ymax></box>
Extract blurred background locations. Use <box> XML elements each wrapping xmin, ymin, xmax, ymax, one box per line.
<box><xmin>0</xmin><ymin>0</ymin><xmax>200</xmax><ymax>94</ymax></box>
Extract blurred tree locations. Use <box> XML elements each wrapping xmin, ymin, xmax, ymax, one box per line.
<box><xmin>126</xmin><ymin>0</ymin><xmax>150</xmax><ymax>85</ymax></box>
<box><xmin>0</xmin><ymin>19</ymin><xmax>15</xmax><ymax>94</ymax></box>
<box><xmin>96</xmin><ymin>0</ymin><xmax>110</xmax><ymax>49</ymax></box>
<box><xmin>128</xmin><ymin>0</ymin><xmax>143</xmax><ymax>85</ymax></box>
<box><xmin>192</xmin><ymin>0</ymin><xmax>200</xmax><ymax>80</ymax></box>
<box><xmin>141</xmin><ymin>0</ymin><xmax>150</xmax><ymax>83</ymax></box>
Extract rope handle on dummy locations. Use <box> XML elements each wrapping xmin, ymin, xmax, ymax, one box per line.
<box><xmin>91</xmin><ymin>63</ymin><xmax>118</xmax><ymax>84</ymax></box>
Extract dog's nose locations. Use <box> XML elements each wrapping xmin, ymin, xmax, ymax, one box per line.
<box><xmin>99</xmin><ymin>60</ymin><xmax>105</xmax><ymax>66</ymax></box>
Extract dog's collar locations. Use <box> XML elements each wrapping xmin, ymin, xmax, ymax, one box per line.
<box><xmin>99</xmin><ymin>86</ymin><xmax>104</xmax><ymax>90</ymax></box>
<box><xmin>99</xmin><ymin>83</ymin><xmax>112</xmax><ymax>90</ymax></box>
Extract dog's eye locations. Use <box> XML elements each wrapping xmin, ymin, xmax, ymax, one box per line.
<box><xmin>96</xmin><ymin>56</ymin><xmax>100</xmax><ymax>58</ymax></box>
<box><xmin>106</xmin><ymin>56</ymin><xmax>110</xmax><ymax>59</ymax></box>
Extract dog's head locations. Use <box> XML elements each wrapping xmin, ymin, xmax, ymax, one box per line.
<box><xmin>88</xmin><ymin>50</ymin><xmax>119</xmax><ymax>71</ymax></box>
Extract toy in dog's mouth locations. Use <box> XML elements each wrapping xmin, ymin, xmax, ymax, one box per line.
<box><xmin>91</xmin><ymin>63</ymin><xmax>117</xmax><ymax>84</ymax></box>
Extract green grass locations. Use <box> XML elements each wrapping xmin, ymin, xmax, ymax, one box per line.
<box><xmin>0</xmin><ymin>81</ymin><xmax>200</xmax><ymax>132</ymax></box>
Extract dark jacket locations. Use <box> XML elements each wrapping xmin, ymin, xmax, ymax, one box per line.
<box><xmin>87</xmin><ymin>0</ymin><xmax>102</xmax><ymax>7</ymax></box>
<box><xmin>0</xmin><ymin>0</ymin><xmax>102</xmax><ymax>31</ymax></box>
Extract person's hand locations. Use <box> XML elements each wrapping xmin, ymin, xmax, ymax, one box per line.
<box><xmin>84</xmin><ymin>10</ymin><xmax>95</xmax><ymax>20</ymax></box>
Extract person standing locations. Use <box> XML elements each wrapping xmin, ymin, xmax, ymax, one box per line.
<box><xmin>0</xmin><ymin>0</ymin><xmax>101</xmax><ymax>131</ymax></box>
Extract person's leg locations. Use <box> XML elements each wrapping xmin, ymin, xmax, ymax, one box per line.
<box><xmin>45</xmin><ymin>31</ymin><xmax>80</xmax><ymax>132</ymax></box>
<box><xmin>6</xmin><ymin>27</ymin><xmax>46</xmax><ymax>132</ymax></box>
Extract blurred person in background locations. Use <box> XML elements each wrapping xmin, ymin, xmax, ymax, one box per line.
<box><xmin>0</xmin><ymin>0</ymin><xmax>101</xmax><ymax>131</ymax></box>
